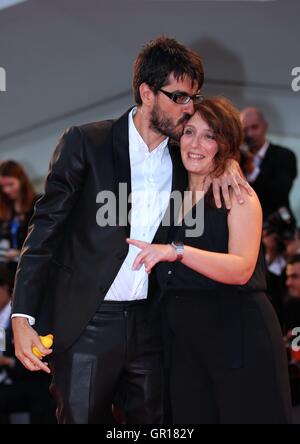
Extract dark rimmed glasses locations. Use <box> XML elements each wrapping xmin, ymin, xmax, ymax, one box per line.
<box><xmin>159</xmin><ymin>88</ymin><xmax>204</xmax><ymax>105</ymax></box>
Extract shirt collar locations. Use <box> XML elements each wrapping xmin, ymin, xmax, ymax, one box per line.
<box><xmin>128</xmin><ymin>107</ymin><xmax>169</xmax><ymax>158</ymax></box>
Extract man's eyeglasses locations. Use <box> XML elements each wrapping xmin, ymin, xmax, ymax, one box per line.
<box><xmin>159</xmin><ymin>89</ymin><xmax>204</xmax><ymax>105</ymax></box>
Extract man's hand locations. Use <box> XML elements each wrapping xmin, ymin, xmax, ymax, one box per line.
<box><xmin>204</xmin><ymin>159</ymin><xmax>253</xmax><ymax>209</ymax></box>
<box><xmin>12</xmin><ymin>317</ymin><xmax>52</xmax><ymax>374</ymax></box>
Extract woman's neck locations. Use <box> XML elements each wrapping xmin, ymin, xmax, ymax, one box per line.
<box><xmin>187</xmin><ymin>173</ymin><xmax>207</xmax><ymax>206</ymax></box>
<box><xmin>188</xmin><ymin>173</ymin><xmax>206</xmax><ymax>193</ymax></box>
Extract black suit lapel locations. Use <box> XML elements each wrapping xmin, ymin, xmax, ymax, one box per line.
<box><xmin>112</xmin><ymin>109</ymin><xmax>133</xmax><ymax>237</ymax></box>
<box><xmin>256</xmin><ymin>144</ymin><xmax>272</xmax><ymax>173</ymax></box>
<box><xmin>169</xmin><ymin>141</ymin><xmax>188</xmax><ymax>194</ymax></box>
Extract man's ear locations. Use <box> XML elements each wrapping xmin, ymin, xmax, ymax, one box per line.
<box><xmin>139</xmin><ymin>83</ymin><xmax>155</xmax><ymax>106</ymax></box>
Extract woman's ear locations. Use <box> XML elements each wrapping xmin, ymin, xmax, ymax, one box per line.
<box><xmin>139</xmin><ymin>83</ymin><xmax>155</xmax><ymax>106</ymax></box>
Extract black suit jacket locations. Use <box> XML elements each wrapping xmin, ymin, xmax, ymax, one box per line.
<box><xmin>12</xmin><ymin>109</ymin><xmax>187</xmax><ymax>352</ymax></box>
<box><xmin>251</xmin><ymin>143</ymin><xmax>297</xmax><ymax>220</ymax></box>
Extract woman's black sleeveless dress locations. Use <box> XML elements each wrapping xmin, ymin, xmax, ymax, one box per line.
<box><xmin>157</xmin><ymin>197</ymin><xmax>292</xmax><ymax>424</ymax></box>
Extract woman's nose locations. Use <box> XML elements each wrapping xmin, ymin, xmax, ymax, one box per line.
<box><xmin>193</xmin><ymin>135</ymin><xmax>205</xmax><ymax>148</ymax></box>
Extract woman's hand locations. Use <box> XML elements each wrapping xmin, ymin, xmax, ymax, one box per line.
<box><xmin>127</xmin><ymin>238</ymin><xmax>176</xmax><ymax>273</ymax></box>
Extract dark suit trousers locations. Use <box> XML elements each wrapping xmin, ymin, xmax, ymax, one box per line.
<box><xmin>49</xmin><ymin>300</ymin><xmax>164</xmax><ymax>424</ymax></box>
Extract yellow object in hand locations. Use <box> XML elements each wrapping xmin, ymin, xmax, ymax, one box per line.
<box><xmin>32</xmin><ymin>334</ymin><xmax>54</xmax><ymax>359</ymax></box>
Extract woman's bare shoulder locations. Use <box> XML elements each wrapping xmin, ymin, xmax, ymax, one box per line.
<box><xmin>229</xmin><ymin>186</ymin><xmax>262</xmax><ymax>217</ymax></box>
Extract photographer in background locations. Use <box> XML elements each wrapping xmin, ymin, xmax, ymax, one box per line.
<box><xmin>263</xmin><ymin>207</ymin><xmax>296</xmax><ymax>327</ymax></box>
<box><xmin>0</xmin><ymin>161</ymin><xmax>39</xmax><ymax>275</ymax></box>
<box><xmin>285</xmin><ymin>228</ymin><xmax>300</xmax><ymax>259</ymax></box>
<box><xmin>240</xmin><ymin>107</ymin><xmax>297</xmax><ymax>220</ymax></box>
<box><xmin>285</xmin><ymin>255</ymin><xmax>300</xmax><ymax>333</ymax></box>
<box><xmin>284</xmin><ymin>255</ymin><xmax>300</xmax><ymax>410</ymax></box>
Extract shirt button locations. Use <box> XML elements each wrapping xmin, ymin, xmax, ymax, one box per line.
<box><xmin>167</xmin><ymin>270</ymin><xmax>172</xmax><ymax>275</ymax></box>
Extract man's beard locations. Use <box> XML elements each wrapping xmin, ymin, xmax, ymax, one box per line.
<box><xmin>150</xmin><ymin>103</ymin><xmax>191</xmax><ymax>141</ymax></box>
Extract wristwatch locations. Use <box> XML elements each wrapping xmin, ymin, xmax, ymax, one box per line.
<box><xmin>171</xmin><ymin>241</ymin><xmax>184</xmax><ymax>262</ymax></box>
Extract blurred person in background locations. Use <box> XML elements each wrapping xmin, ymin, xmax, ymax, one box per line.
<box><xmin>285</xmin><ymin>255</ymin><xmax>300</xmax><ymax>334</ymax></box>
<box><xmin>0</xmin><ymin>265</ymin><xmax>56</xmax><ymax>424</ymax></box>
<box><xmin>262</xmin><ymin>208</ymin><xmax>297</xmax><ymax>327</ymax></box>
<box><xmin>0</xmin><ymin>160</ymin><xmax>39</xmax><ymax>274</ymax></box>
<box><xmin>285</xmin><ymin>228</ymin><xmax>300</xmax><ymax>259</ymax></box>
<box><xmin>284</xmin><ymin>255</ymin><xmax>300</xmax><ymax>410</ymax></box>
<box><xmin>262</xmin><ymin>228</ymin><xmax>287</xmax><ymax>327</ymax></box>
<box><xmin>240</xmin><ymin>107</ymin><xmax>297</xmax><ymax>220</ymax></box>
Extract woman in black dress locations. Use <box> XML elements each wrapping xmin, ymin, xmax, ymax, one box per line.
<box><xmin>128</xmin><ymin>97</ymin><xmax>292</xmax><ymax>424</ymax></box>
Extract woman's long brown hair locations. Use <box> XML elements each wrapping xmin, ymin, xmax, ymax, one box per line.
<box><xmin>0</xmin><ymin>160</ymin><xmax>36</xmax><ymax>220</ymax></box>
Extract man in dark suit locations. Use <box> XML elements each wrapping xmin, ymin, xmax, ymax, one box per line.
<box><xmin>11</xmin><ymin>36</ymin><xmax>251</xmax><ymax>424</ymax></box>
<box><xmin>240</xmin><ymin>107</ymin><xmax>297</xmax><ymax>220</ymax></box>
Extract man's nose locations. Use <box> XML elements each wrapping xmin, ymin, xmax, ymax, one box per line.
<box><xmin>183</xmin><ymin>100</ymin><xmax>194</xmax><ymax>115</ymax></box>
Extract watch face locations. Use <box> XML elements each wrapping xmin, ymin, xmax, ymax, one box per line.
<box><xmin>172</xmin><ymin>242</ymin><xmax>184</xmax><ymax>260</ymax></box>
